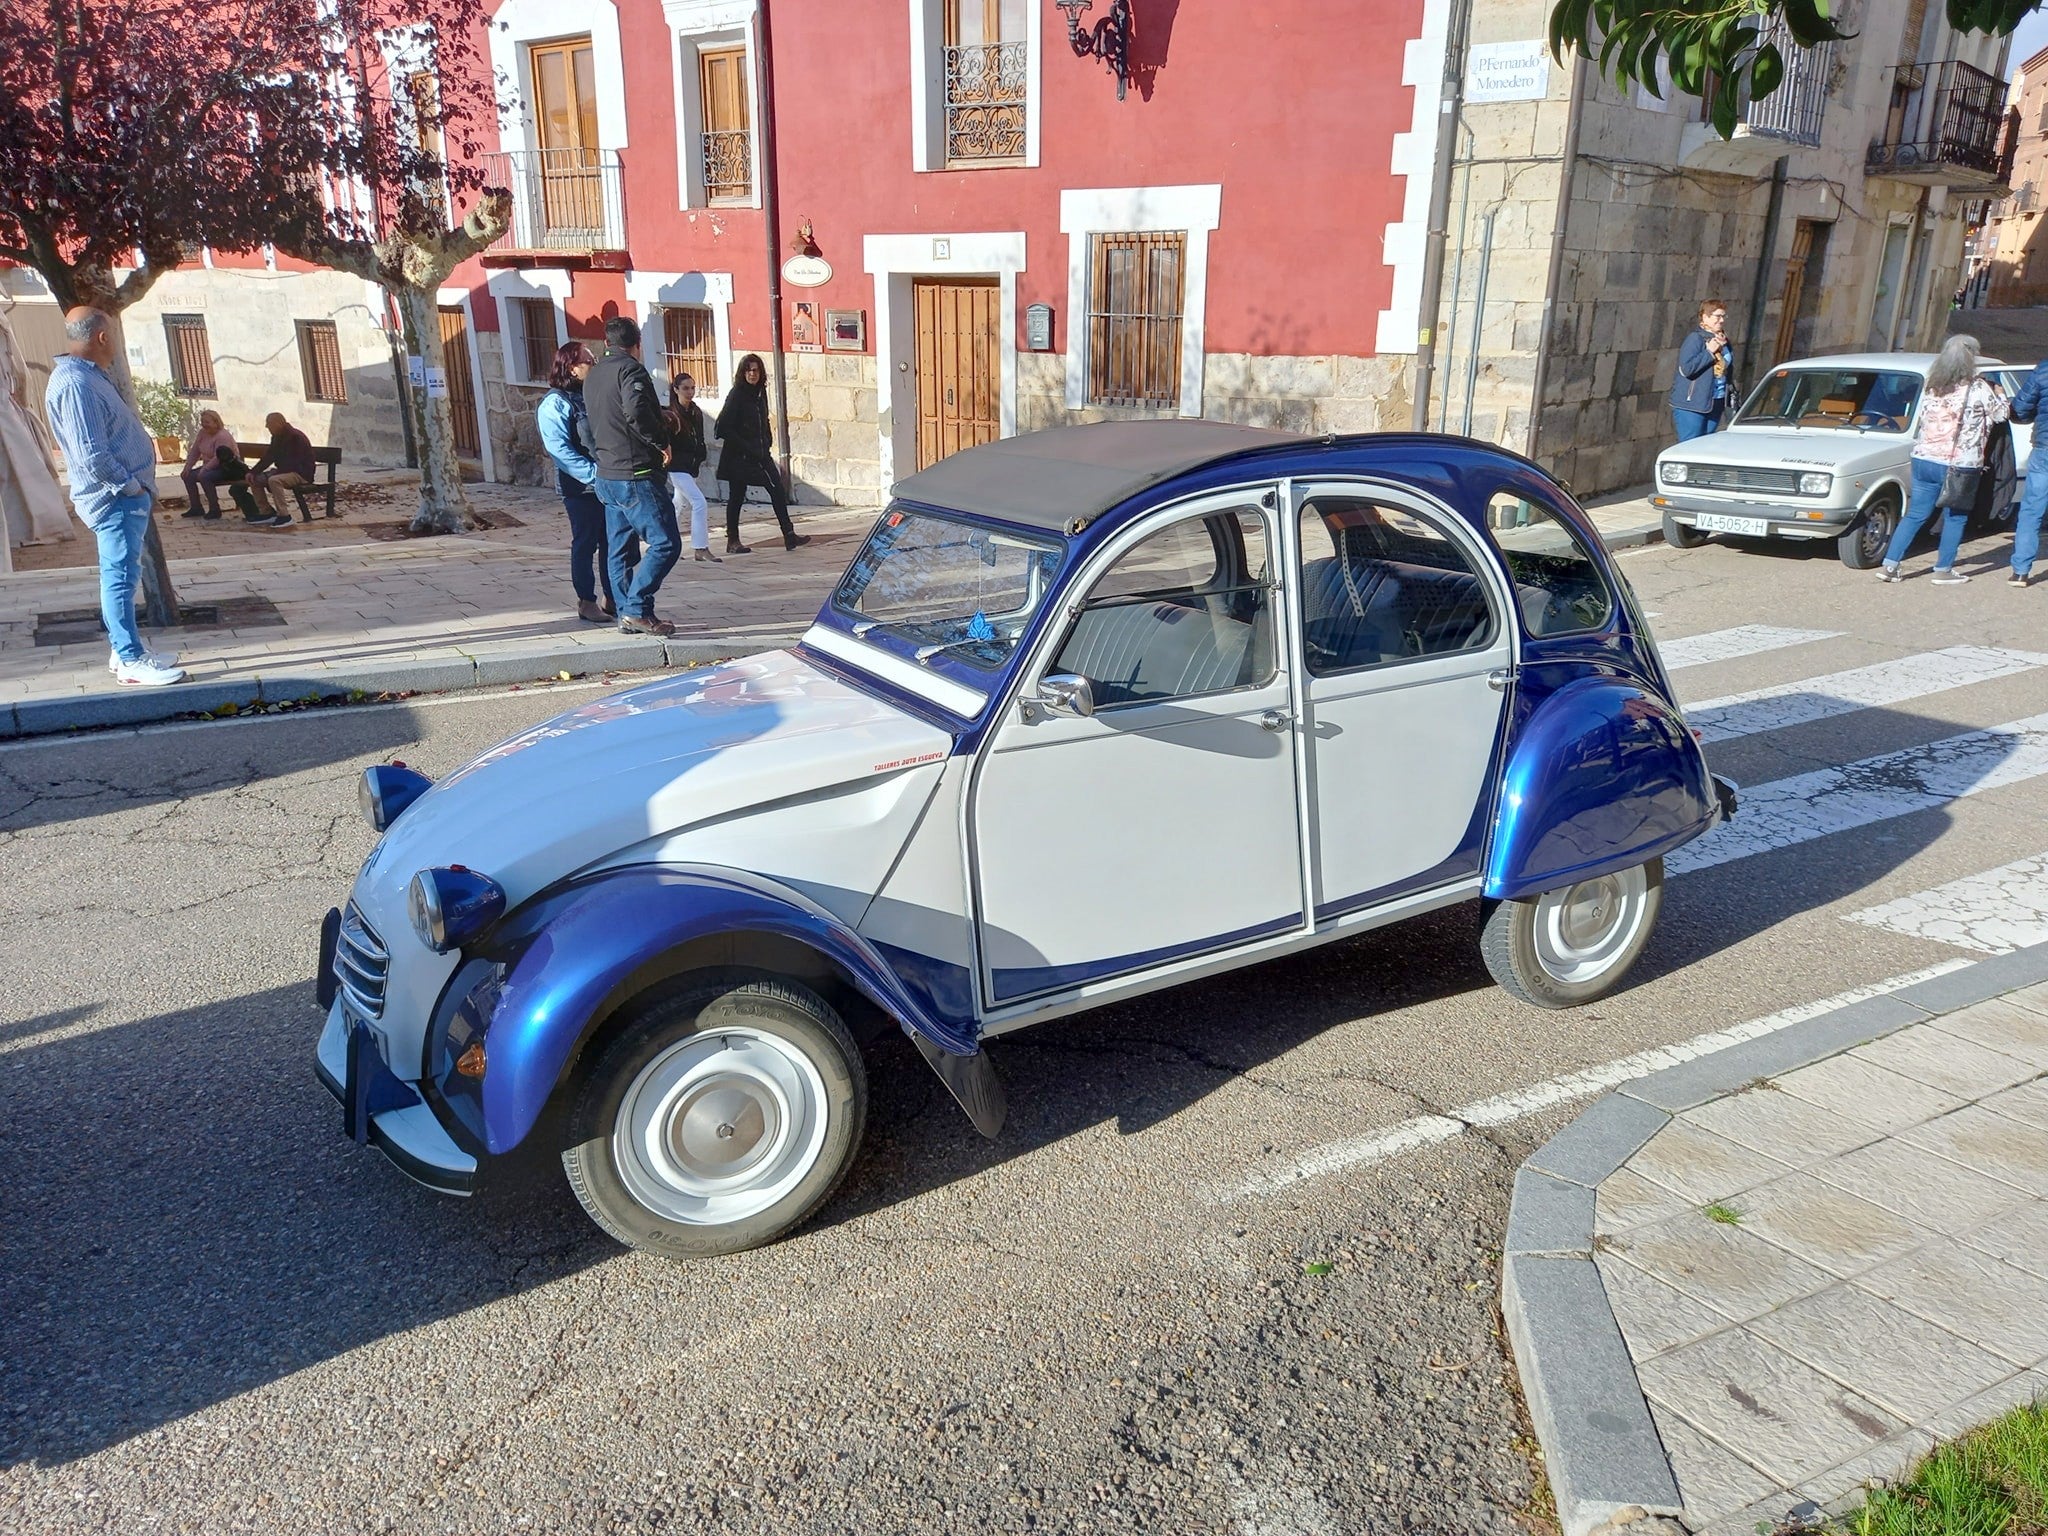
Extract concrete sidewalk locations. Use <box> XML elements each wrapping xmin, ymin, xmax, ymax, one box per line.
<box><xmin>1504</xmin><ymin>944</ymin><xmax>2048</xmax><ymax>1536</ymax></box>
<box><xmin>0</xmin><ymin>475</ymin><xmax>1665</xmax><ymax>738</ymax></box>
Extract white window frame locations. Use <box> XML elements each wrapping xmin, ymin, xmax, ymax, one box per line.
<box><xmin>625</xmin><ymin>269</ymin><xmax>737</xmax><ymax>408</ymax></box>
<box><xmin>1059</xmin><ymin>185</ymin><xmax>1220</xmax><ymax>418</ymax></box>
<box><xmin>488</xmin><ymin>0</ymin><xmax>629</xmax><ymax>160</ymax></box>
<box><xmin>908</xmin><ymin>0</ymin><xmax>1041</xmax><ymax>172</ymax></box>
<box><xmin>487</xmin><ymin>268</ymin><xmax>573</xmax><ymax>387</ymax></box>
<box><xmin>665</xmin><ymin>0</ymin><xmax>763</xmax><ymax>210</ymax></box>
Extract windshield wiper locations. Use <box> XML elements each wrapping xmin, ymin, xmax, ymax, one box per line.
<box><xmin>914</xmin><ymin>638</ymin><xmax>995</xmax><ymax>665</ymax></box>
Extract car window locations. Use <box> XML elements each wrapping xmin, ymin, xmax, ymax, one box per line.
<box><xmin>1734</xmin><ymin>368</ymin><xmax>1922</xmax><ymax>431</ymax></box>
<box><xmin>1296</xmin><ymin>494</ymin><xmax>1497</xmax><ymax>674</ymax></box>
<box><xmin>832</xmin><ymin>506</ymin><xmax>1064</xmax><ymax>670</ymax></box>
<box><xmin>1486</xmin><ymin>491</ymin><xmax>1614</xmax><ymax>637</ymax></box>
<box><xmin>1050</xmin><ymin>505</ymin><xmax>1275</xmax><ymax>708</ymax></box>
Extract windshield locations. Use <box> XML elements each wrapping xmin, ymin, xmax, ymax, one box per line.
<box><xmin>831</xmin><ymin>505</ymin><xmax>1065</xmax><ymax>671</ymax></box>
<box><xmin>1734</xmin><ymin>368</ymin><xmax>1922</xmax><ymax>431</ymax></box>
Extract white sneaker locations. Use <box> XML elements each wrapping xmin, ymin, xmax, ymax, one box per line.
<box><xmin>114</xmin><ymin>656</ymin><xmax>187</xmax><ymax>687</ymax></box>
<box><xmin>1931</xmin><ymin>568</ymin><xmax>1971</xmax><ymax>585</ymax></box>
<box><xmin>108</xmin><ymin>648</ymin><xmax>181</xmax><ymax>674</ymax></box>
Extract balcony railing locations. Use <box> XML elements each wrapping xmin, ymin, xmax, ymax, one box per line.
<box><xmin>482</xmin><ymin>147</ymin><xmax>625</xmax><ymax>254</ymax></box>
<box><xmin>945</xmin><ymin>41</ymin><xmax>1027</xmax><ymax>162</ymax></box>
<box><xmin>1740</xmin><ymin>16</ymin><xmax>1831</xmax><ymax>145</ymax></box>
<box><xmin>1868</xmin><ymin>60</ymin><xmax>2013</xmax><ymax>187</ymax></box>
<box><xmin>701</xmin><ymin>130</ymin><xmax>752</xmax><ymax>202</ymax></box>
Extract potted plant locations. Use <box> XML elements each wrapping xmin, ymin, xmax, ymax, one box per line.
<box><xmin>132</xmin><ymin>378</ymin><xmax>190</xmax><ymax>463</ymax></box>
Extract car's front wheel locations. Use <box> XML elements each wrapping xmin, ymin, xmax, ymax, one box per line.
<box><xmin>1839</xmin><ymin>493</ymin><xmax>1898</xmax><ymax>570</ymax></box>
<box><xmin>563</xmin><ymin>977</ymin><xmax>867</xmax><ymax>1260</ymax></box>
<box><xmin>1480</xmin><ymin>858</ymin><xmax>1664</xmax><ymax>1008</ymax></box>
<box><xmin>1661</xmin><ymin>513</ymin><xmax>1710</xmax><ymax>549</ymax></box>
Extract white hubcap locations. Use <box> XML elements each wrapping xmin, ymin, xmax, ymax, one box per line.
<box><xmin>614</xmin><ymin>1027</ymin><xmax>828</xmax><ymax>1227</ymax></box>
<box><xmin>1531</xmin><ymin>865</ymin><xmax>1649</xmax><ymax>985</ymax></box>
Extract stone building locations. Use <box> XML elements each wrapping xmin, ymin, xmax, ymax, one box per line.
<box><xmin>1980</xmin><ymin>47</ymin><xmax>2048</xmax><ymax>306</ymax></box>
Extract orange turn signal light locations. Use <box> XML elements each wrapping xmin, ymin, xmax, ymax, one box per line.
<box><xmin>456</xmin><ymin>1042</ymin><xmax>487</xmax><ymax>1078</ymax></box>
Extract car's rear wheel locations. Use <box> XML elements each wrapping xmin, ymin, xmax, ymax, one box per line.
<box><xmin>562</xmin><ymin>977</ymin><xmax>866</xmax><ymax>1260</ymax></box>
<box><xmin>1662</xmin><ymin>513</ymin><xmax>1710</xmax><ymax>550</ymax></box>
<box><xmin>1839</xmin><ymin>493</ymin><xmax>1898</xmax><ymax>570</ymax></box>
<box><xmin>1480</xmin><ymin>858</ymin><xmax>1663</xmax><ymax>1008</ymax></box>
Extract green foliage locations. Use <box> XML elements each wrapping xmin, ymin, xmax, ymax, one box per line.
<box><xmin>130</xmin><ymin>377</ymin><xmax>190</xmax><ymax>440</ymax></box>
<box><xmin>1703</xmin><ymin>1202</ymin><xmax>1744</xmax><ymax>1226</ymax></box>
<box><xmin>1828</xmin><ymin>1400</ymin><xmax>2048</xmax><ymax>1535</ymax></box>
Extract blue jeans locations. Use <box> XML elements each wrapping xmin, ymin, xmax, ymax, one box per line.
<box><xmin>2014</xmin><ymin>453</ymin><xmax>2048</xmax><ymax>578</ymax></box>
<box><xmin>87</xmin><ymin>494</ymin><xmax>153</xmax><ymax>663</ymax></box>
<box><xmin>1885</xmin><ymin>456</ymin><xmax>1971</xmax><ymax>570</ymax></box>
<box><xmin>561</xmin><ymin>484</ymin><xmax>629</xmax><ymax>607</ymax></box>
<box><xmin>595</xmin><ymin>475</ymin><xmax>680</xmax><ymax>620</ymax></box>
<box><xmin>1672</xmin><ymin>406</ymin><xmax>1719</xmax><ymax>442</ymax></box>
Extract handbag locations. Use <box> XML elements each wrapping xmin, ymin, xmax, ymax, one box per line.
<box><xmin>1936</xmin><ymin>465</ymin><xmax>1982</xmax><ymax>511</ymax></box>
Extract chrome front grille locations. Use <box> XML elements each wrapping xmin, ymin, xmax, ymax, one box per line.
<box><xmin>1685</xmin><ymin>464</ymin><xmax>1801</xmax><ymax>493</ymax></box>
<box><xmin>335</xmin><ymin>902</ymin><xmax>389</xmax><ymax>1020</ymax></box>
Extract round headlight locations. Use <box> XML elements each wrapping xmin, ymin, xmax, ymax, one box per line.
<box><xmin>408</xmin><ymin>866</ymin><xmax>507</xmax><ymax>953</ymax></box>
<box><xmin>1660</xmin><ymin>461</ymin><xmax>1690</xmax><ymax>484</ymax></box>
<box><xmin>361</xmin><ymin>763</ymin><xmax>433</xmax><ymax>831</ymax></box>
<box><xmin>1798</xmin><ymin>471</ymin><xmax>1832</xmax><ymax>495</ymax></box>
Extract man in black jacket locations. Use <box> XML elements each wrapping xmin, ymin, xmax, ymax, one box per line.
<box><xmin>584</xmin><ymin>316</ymin><xmax>681</xmax><ymax>636</ymax></box>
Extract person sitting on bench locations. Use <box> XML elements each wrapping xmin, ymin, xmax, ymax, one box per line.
<box><xmin>249</xmin><ymin>412</ymin><xmax>316</xmax><ymax>526</ymax></box>
<box><xmin>213</xmin><ymin>443</ymin><xmax>265</xmax><ymax>522</ymax></box>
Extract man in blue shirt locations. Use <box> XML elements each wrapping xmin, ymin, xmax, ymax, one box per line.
<box><xmin>2003</xmin><ymin>361</ymin><xmax>2048</xmax><ymax>587</ymax></box>
<box><xmin>43</xmin><ymin>308</ymin><xmax>186</xmax><ymax>685</ymax></box>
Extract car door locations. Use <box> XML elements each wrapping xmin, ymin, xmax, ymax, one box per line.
<box><xmin>1293</xmin><ymin>481</ymin><xmax>1513</xmax><ymax>918</ymax></box>
<box><xmin>970</xmin><ymin>490</ymin><xmax>1303</xmax><ymax>1007</ymax></box>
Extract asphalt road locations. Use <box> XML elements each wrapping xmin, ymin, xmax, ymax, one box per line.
<box><xmin>3</xmin><ymin>523</ymin><xmax>2046</xmax><ymax>1535</ymax></box>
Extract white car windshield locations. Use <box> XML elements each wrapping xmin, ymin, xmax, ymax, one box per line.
<box><xmin>1734</xmin><ymin>368</ymin><xmax>1922</xmax><ymax>432</ymax></box>
<box><xmin>831</xmin><ymin>506</ymin><xmax>1065</xmax><ymax>671</ymax></box>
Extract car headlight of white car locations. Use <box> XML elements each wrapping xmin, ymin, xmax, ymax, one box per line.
<box><xmin>1798</xmin><ymin>471</ymin><xmax>1832</xmax><ymax>495</ymax></box>
<box><xmin>1659</xmin><ymin>461</ymin><xmax>1690</xmax><ymax>485</ymax></box>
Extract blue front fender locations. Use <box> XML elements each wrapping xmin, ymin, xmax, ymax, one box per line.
<box><xmin>1484</xmin><ymin>674</ymin><xmax>1716</xmax><ymax>901</ymax></box>
<box><xmin>473</xmin><ymin>864</ymin><xmax>977</xmax><ymax>1154</ymax></box>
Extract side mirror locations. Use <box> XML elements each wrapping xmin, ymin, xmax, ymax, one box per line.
<box><xmin>1037</xmin><ymin>673</ymin><xmax>1095</xmax><ymax>719</ymax></box>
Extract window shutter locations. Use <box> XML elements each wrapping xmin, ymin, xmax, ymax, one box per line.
<box><xmin>661</xmin><ymin>306</ymin><xmax>719</xmax><ymax>392</ymax></box>
<box><xmin>163</xmin><ymin>316</ymin><xmax>218</xmax><ymax>398</ymax></box>
<box><xmin>296</xmin><ymin>320</ymin><xmax>347</xmax><ymax>403</ymax></box>
<box><xmin>1086</xmin><ymin>232</ymin><xmax>1186</xmax><ymax>408</ymax></box>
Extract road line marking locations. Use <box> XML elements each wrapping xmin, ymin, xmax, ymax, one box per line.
<box><xmin>1221</xmin><ymin>961</ymin><xmax>1970</xmax><ymax>1200</ymax></box>
<box><xmin>1687</xmin><ymin>646</ymin><xmax>2048</xmax><ymax>743</ymax></box>
<box><xmin>1847</xmin><ymin>852</ymin><xmax>2048</xmax><ymax>955</ymax></box>
<box><xmin>1659</xmin><ymin>625</ymin><xmax>1842</xmax><ymax>670</ymax></box>
<box><xmin>1669</xmin><ymin>710</ymin><xmax>2048</xmax><ymax>875</ymax></box>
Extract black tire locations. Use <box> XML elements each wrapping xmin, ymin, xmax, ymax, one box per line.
<box><xmin>1479</xmin><ymin>858</ymin><xmax>1664</xmax><ymax>1009</ymax></box>
<box><xmin>1662</xmin><ymin>513</ymin><xmax>1710</xmax><ymax>550</ymax></box>
<box><xmin>1839</xmin><ymin>493</ymin><xmax>1898</xmax><ymax>570</ymax></box>
<box><xmin>562</xmin><ymin>977</ymin><xmax>866</xmax><ymax>1261</ymax></box>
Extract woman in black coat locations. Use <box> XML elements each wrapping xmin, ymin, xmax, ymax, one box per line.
<box><xmin>713</xmin><ymin>353</ymin><xmax>808</xmax><ymax>553</ymax></box>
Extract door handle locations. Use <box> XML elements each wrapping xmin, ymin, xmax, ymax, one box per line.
<box><xmin>1487</xmin><ymin>669</ymin><xmax>1513</xmax><ymax>692</ymax></box>
<box><xmin>1259</xmin><ymin>709</ymin><xmax>1292</xmax><ymax>732</ymax></box>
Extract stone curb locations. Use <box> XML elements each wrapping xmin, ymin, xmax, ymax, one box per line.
<box><xmin>0</xmin><ymin>629</ymin><xmax>806</xmax><ymax>740</ymax></box>
<box><xmin>1502</xmin><ymin>939</ymin><xmax>2048</xmax><ymax>1536</ymax></box>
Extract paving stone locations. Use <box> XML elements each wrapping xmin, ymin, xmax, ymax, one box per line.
<box><xmin>1900</xmin><ymin>1104</ymin><xmax>2048</xmax><ymax>1198</ymax></box>
<box><xmin>1733</xmin><ymin>1170</ymin><xmax>1934</xmax><ymax>1279</ymax></box>
<box><xmin>1600</xmin><ymin>1210</ymin><xmax>1834</xmax><ymax>1323</ymax></box>
<box><xmin>1771</xmin><ymin>1052</ymin><xmax>1965</xmax><ymax>1134</ymax></box>
<box><xmin>1793</xmin><ymin>1428</ymin><xmax>1937</xmax><ymax>1509</ymax></box>
<box><xmin>1595</xmin><ymin>1251</ymin><xmax>1736</xmax><ymax>1360</ymax></box>
<box><xmin>1981</xmin><ymin>1078</ymin><xmax>2048</xmax><ymax>1132</ymax></box>
<box><xmin>1854</xmin><ymin>1246</ymin><xmax>2048</xmax><ymax>1365</ymax></box>
<box><xmin>1958</xmin><ymin>1199</ymin><xmax>2048</xmax><ymax>1274</ymax></box>
<box><xmin>1849</xmin><ymin>1027</ymin><xmax>2043</xmax><ymax>1100</ymax></box>
<box><xmin>1623</xmin><ymin>996</ymin><xmax>1931</xmax><ymax>1114</ymax></box>
<box><xmin>1526</xmin><ymin>1091</ymin><xmax>1671</xmax><ymax>1187</ymax></box>
<box><xmin>1507</xmin><ymin>1166</ymin><xmax>1597</xmax><ymax>1257</ymax></box>
<box><xmin>1929</xmin><ymin>998</ymin><xmax>2048</xmax><ymax>1070</ymax></box>
<box><xmin>1645</xmin><ymin>1404</ymin><xmax>1783</xmax><ymax>1525</ymax></box>
<box><xmin>2008</xmin><ymin>981</ymin><xmax>2048</xmax><ymax>1021</ymax></box>
<box><xmin>1595</xmin><ymin>1166</ymin><xmax>1692</xmax><ymax>1236</ymax></box>
<box><xmin>1811</xmin><ymin>1137</ymin><xmax>2033</xmax><ymax>1233</ymax></box>
<box><xmin>1681</xmin><ymin>1088</ymin><xmax>1880</xmax><ymax>1168</ymax></box>
<box><xmin>1623</xmin><ymin>1119</ymin><xmax>1795</xmax><ymax>1206</ymax></box>
<box><xmin>1636</xmin><ymin>1327</ymin><xmax>1906</xmax><ymax>1484</ymax></box>
<box><xmin>1921</xmin><ymin>1366</ymin><xmax>2048</xmax><ymax>1442</ymax></box>
<box><xmin>1750</xmin><ymin>1285</ymin><xmax>2014</xmax><ymax>1422</ymax></box>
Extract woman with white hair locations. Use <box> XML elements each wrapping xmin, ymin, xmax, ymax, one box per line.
<box><xmin>0</xmin><ymin>292</ymin><xmax>74</xmax><ymax>572</ymax></box>
<box><xmin>1877</xmin><ymin>333</ymin><xmax>2007</xmax><ymax>584</ymax></box>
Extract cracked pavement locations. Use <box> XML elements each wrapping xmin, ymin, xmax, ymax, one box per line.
<box><xmin>3</xmin><ymin>527</ymin><xmax>2047</xmax><ymax>1534</ymax></box>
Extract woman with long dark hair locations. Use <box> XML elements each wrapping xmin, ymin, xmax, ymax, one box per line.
<box><xmin>713</xmin><ymin>353</ymin><xmax>809</xmax><ymax>554</ymax></box>
<box><xmin>538</xmin><ymin>341</ymin><xmax>635</xmax><ymax>620</ymax></box>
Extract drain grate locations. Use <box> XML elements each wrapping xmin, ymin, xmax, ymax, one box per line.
<box><xmin>34</xmin><ymin>593</ymin><xmax>286</xmax><ymax>647</ymax></box>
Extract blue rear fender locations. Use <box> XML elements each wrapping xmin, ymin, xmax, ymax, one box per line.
<box><xmin>1484</xmin><ymin>673</ymin><xmax>1716</xmax><ymax>902</ymax></box>
<box><xmin>459</xmin><ymin>865</ymin><xmax>978</xmax><ymax>1155</ymax></box>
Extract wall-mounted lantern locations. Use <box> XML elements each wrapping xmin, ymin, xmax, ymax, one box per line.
<box><xmin>1055</xmin><ymin>0</ymin><xmax>1132</xmax><ymax>101</ymax></box>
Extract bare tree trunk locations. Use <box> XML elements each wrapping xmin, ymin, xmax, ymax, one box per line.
<box><xmin>392</xmin><ymin>284</ymin><xmax>476</xmax><ymax>535</ymax></box>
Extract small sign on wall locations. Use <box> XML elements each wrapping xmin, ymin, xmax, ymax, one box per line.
<box><xmin>1025</xmin><ymin>303</ymin><xmax>1053</xmax><ymax>351</ymax></box>
<box><xmin>407</xmin><ymin>355</ymin><xmax>425</xmax><ymax>387</ymax></box>
<box><xmin>1465</xmin><ymin>39</ymin><xmax>1550</xmax><ymax>102</ymax></box>
<box><xmin>825</xmin><ymin>309</ymin><xmax>866</xmax><ymax>351</ymax></box>
<box><xmin>791</xmin><ymin>300</ymin><xmax>822</xmax><ymax>353</ymax></box>
<box><xmin>425</xmin><ymin>367</ymin><xmax>448</xmax><ymax>399</ymax></box>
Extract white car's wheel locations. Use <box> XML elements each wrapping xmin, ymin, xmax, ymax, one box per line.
<box><xmin>563</xmin><ymin>978</ymin><xmax>866</xmax><ymax>1260</ymax></box>
<box><xmin>1480</xmin><ymin>858</ymin><xmax>1663</xmax><ymax>1008</ymax></box>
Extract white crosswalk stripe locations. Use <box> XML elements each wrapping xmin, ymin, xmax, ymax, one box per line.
<box><xmin>1659</xmin><ymin>624</ymin><xmax>1841</xmax><ymax>670</ymax></box>
<box><xmin>1846</xmin><ymin>853</ymin><xmax>2048</xmax><ymax>955</ymax></box>
<box><xmin>1671</xmin><ymin>711</ymin><xmax>2048</xmax><ymax>875</ymax></box>
<box><xmin>1686</xmin><ymin>646</ymin><xmax>2048</xmax><ymax>743</ymax></box>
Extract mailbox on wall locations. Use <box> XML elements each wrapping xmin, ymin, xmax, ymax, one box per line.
<box><xmin>1025</xmin><ymin>303</ymin><xmax>1053</xmax><ymax>351</ymax></box>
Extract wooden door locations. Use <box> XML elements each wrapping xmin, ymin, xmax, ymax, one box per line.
<box><xmin>913</xmin><ymin>278</ymin><xmax>1000</xmax><ymax>470</ymax></box>
<box><xmin>1773</xmin><ymin>221</ymin><xmax>1817</xmax><ymax>367</ymax></box>
<box><xmin>436</xmin><ymin>305</ymin><xmax>482</xmax><ymax>459</ymax></box>
<box><xmin>529</xmin><ymin>39</ymin><xmax>600</xmax><ymax>236</ymax></box>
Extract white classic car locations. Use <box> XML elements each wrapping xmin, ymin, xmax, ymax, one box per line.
<box><xmin>1652</xmin><ymin>353</ymin><xmax>2021</xmax><ymax>569</ymax></box>
<box><xmin>318</xmin><ymin>423</ymin><xmax>1732</xmax><ymax>1260</ymax></box>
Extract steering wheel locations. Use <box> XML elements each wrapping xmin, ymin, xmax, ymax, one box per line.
<box><xmin>1847</xmin><ymin>409</ymin><xmax>1893</xmax><ymax>428</ymax></box>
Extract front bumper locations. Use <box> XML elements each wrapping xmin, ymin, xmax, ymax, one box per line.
<box><xmin>1652</xmin><ymin>490</ymin><xmax>1855</xmax><ymax>540</ymax></box>
<box><xmin>316</xmin><ymin>1002</ymin><xmax>478</xmax><ymax>1196</ymax></box>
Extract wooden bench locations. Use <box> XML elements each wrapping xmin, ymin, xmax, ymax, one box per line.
<box><xmin>236</xmin><ymin>441</ymin><xmax>341</xmax><ymax>521</ymax></box>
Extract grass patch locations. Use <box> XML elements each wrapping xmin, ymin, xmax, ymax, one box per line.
<box><xmin>1704</xmin><ymin>1202</ymin><xmax>1744</xmax><ymax>1226</ymax></box>
<box><xmin>1813</xmin><ymin>1399</ymin><xmax>2048</xmax><ymax>1534</ymax></box>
